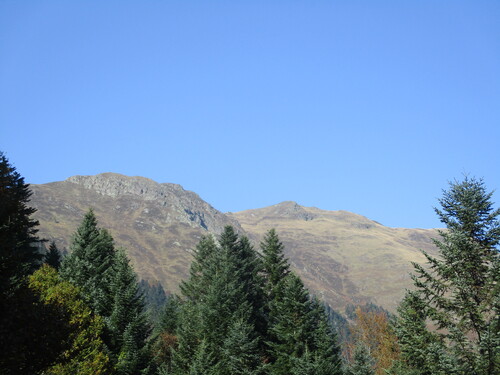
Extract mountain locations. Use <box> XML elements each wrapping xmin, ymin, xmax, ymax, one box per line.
<box><xmin>229</xmin><ymin>201</ymin><xmax>438</xmax><ymax>312</ymax></box>
<box><xmin>30</xmin><ymin>173</ymin><xmax>243</xmax><ymax>294</ymax></box>
<box><xmin>29</xmin><ymin>173</ymin><xmax>438</xmax><ymax>312</ymax></box>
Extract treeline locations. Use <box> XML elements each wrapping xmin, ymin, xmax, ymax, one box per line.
<box><xmin>1</xmin><ymin>151</ymin><xmax>499</xmax><ymax>374</ymax></box>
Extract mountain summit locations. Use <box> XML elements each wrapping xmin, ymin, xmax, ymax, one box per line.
<box><xmin>30</xmin><ymin>173</ymin><xmax>242</xmax><ymax>293</ymax></box>
<box><xmin>30</xmin><ymin>173</ymin><xmax>438</xmax><ymax>312</ymax></box>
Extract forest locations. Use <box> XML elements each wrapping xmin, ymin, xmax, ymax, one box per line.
<box><xmin>0</xmin><ymin>151</ymin><xmax>498</xmax><ymax>375</ymax></box>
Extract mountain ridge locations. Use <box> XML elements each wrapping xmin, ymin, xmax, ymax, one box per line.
<box><xmin>30</xmin><ymin>173</ymin><xmax>438</xmax><ymax>312</ymax></box>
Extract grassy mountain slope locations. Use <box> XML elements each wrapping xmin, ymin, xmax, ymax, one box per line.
<box><xmin>30</xmin><ymin>174</ymin><xmax>438</xmax><ymax>312</ymax></box>
<box><xmin>30</xmin><ymin>173</ymin><xmax>242</xmax><ymax>294</ymax></box>
<box><xmin>229</xmin><ymin>201</ymin><xmax>438</xmax><ymax>312</ymax></box>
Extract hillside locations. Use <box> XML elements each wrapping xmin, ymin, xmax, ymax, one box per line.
<box><xmin>30</xmin><ymin>174</ymin><xmax>438</xmax><ymax>312</ymax></box>
<box><xmin>30</xmin><ymin>173</ymin><xmax>243</xmax><ymax>294</ymax></box>
<box><xmin>229</xmin><ymin>201</ymin><xmax>439</xmax><ymax>312</ymax></box>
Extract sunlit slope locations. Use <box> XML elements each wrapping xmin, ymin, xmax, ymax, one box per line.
<box><xmin>30</xmin><ymin>173</ymin><xmax>243</xmax><ymax>294</ymax></box>
<box><xmin>230</xmin><ymin>201</ymin><xmax>439</xmax><ymax>312</ymax></box>
<box><xmin>30</xmin><ymin>175</ymin><xmax>438</xmax><ymax>312</ymax></box>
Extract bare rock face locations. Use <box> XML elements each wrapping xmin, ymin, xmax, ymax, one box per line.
<box><xmin>66</xmin><ymin>173</ymin><xmax>236</xmax><ymax>234</ymax></box>
<box><xmin>30</xmin><ymin>173</ymin><xmax>242</xmax><ymax>294</ymax></box>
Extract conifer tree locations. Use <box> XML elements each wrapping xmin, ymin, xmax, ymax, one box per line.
<box><xmin>261</xmin><ymin>228</ymin><xmax>290</xmax><ymax>298</ymax></box>
<box><xmin>346</xmin><ymin>343</ymin><xmax>375</xmax><ymax>375</ymax></box>
<box><xmin>44</xmin><ymin>241</ymin><xmax>62</xmax><ymax>270</ymax></box>
<box><xmin>0</xmin><ymin>151</ymin><xmax>41</xmax><ymax>296</ymax></box>
<box><xmin>60</xmin><ymin>210</ymin><xmax>116</xmax><ymax>317</ymax></box>
<box><xmin>266</xmin><ymin>273</ymin><xmax>318</xmax><ymax>374</ymax></box>
<box><xmin>172</xmin><ymin>227</ymin><xmax>264</xmax><ymax>374</ymax></box>
<box><xmin>395</xmin><ymin>177</ymin><xmax>500</xmax><ymax>375</ymax></box>
<box><xmin>0</xmin><ymin>152</ymin><xmax>43</xmax><ymax>374</ymax></box>
<box><xmin>108</xmin><ymin>249</ymin><xmax>151</xmax><ymax>375</ymax></box>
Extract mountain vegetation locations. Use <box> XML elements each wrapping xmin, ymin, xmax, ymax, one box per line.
<box><xmin>29</xmin><ymin>173</ymin><xmax>440</xmax><ymax>313</ymax></box>
<box><xmin>0</xmin><ymin>150</ymin><xmax>498</xmax><ymax>374</ymax></box>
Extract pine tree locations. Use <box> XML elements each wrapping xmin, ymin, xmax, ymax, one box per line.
<box><xmin>347</xmin><ymin>343</ymin><xmax>375</xmax><ymax>375</ymax></box>
<box><xmin>172</xmin><ymin>227</ymin><xmax>264</xmax><ymax>374</ymax></box>
<box><xmin>0</xmin><ymin>152</ymin><xmax>43</xmax><ymax>374</ymax></box>
<box><xmin>0</xmin><ymin>151</ymin><xmax>41</xmax><ymax>296</ymax></box>
<box><xmin>44</xmin><ymin>241</ymin><xmax>62</xmax><ymax>270</ymax></box>
<box><xmin>267</xmin><ymin>273</ymin><xmax>317</xmax><ymax>375</ymax></box>
<box><xmin>60</xmin><ymin>210</ymin><xmax>116</xmax><ymax>317</ymax></box>
<box><xmin>396</xmin><ymin>176</ymin><xmax>500</xmax><ymax>375</ymax></box>
<box><xmin>220</xmin><ymin>316</ymin><xmax>264</xmax><ymax>375</ymax></box>
<box><xmin>261</xmin><ymin>228</ymin><xmax>290</xmax><ymax>298</ymax></box>
<box><xmin>108</xmin><ymin>249</ymin><xmax>151</xmax><ymax>375</ymax></box>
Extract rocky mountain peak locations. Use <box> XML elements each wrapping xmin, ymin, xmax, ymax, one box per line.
<box><xmin>265</xmin><ymin>201</ymin><xmax>316</xmax><ymax>221</ymax></box>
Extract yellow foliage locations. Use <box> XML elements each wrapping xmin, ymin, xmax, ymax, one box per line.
<box><xmin>28</xmin><ymin>265</ymin><xmax>113</xmax><ymax>375</ymax></box>
<box><xmin>349</xmin><ymin>307</ymin><xmax>400</xmax><ymax>375</ymax></box>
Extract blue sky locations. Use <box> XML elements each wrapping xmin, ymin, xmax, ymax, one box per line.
<box><xmin>1</xmin><ymin>1</ymin><xmax>499</xmax><ymax>228</ymax></box>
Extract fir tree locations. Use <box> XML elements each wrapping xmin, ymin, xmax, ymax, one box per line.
<box><xmin>44</xmin><ymin>241</ymin><xmax>62</xmax><ymax>270</ymax></box>
<box><xmin>267</xmin><ymin>273</ymin><xmax>317</xmax><ymax>375</ymax></box>
<box><xmin>60</xmin><ymin>210</ymin><xmax>116</xmax><ymax>317</ymax></box>
<box><xmin>0</xmin><ymin>152</ymin><xmax>43</xmax><ymax>374</ymax></box>
<box><xmin>396</xmin><ymin>177</ymin><xmax>500</xmax><ymax>375</ymax></box>
<box><xmin>172</xmin><ymin>227</ymin><xmax>264</xmax><ymax>374</ymax></box>
<box><xmin>0</xmin><ymin>151</ymin><xmax>41</xmax><ymax>296</ymax></box>
<box><xmin>108</xmin><ymin>249</ymin><xmax>151</xmax><ymax>375</ymax></box>
<box><xmin>261</xmin><ymin>228</ymin><xmax>290</xmax><ymax>298</ymax></box>
<box><xmin>347</xmin><ymin>343</ymin><xmax>375</xmax><ymax>375</ymax></box>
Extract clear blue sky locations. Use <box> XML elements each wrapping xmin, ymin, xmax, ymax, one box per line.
<box><xmin>1</xmin><ymin>1</ymin><xmax>499</xmax><ymax>228</ymax></box>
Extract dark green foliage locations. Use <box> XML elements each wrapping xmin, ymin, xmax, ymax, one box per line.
<box><xmin>0</xmin><ymin>152</ymin><xmax>44</xmax><ymax>374</ymax></box>
<box><xmin>108</xmin><ymin>249</ymin><xmax>151</xmax><ymax>375</ymax></box>
<box><xmin>60</xmin><ymin>210</ymin><xmax>116</xmax><ymax>317</ymax></box>
<box><xmin>395</xmin><ymin>177</ymin><xmax>500</xmax><ymax>375</ymax></box>
<box><xmin>45</xmin><ymin>241</ymin><xmax>62</xmax><ymax>270</ymax></box>
<box><xmin>325</xmin><ymin>303</ymin><xmax>350</xmax><ymax>344</ymax></box>
<box><xmin>0</xmin><ymin>151</ymin><xmax>41</xmax><ymax>296</ymax></box>
<box><xmin>173</xmin><ymin>227</ymin><xmax>265</xmax><ymax>374</ymax></box>
<box><xmin>267</xmin><ymin>274</ymin><xmax>342</xmax><ymax>375</ymax></box>
<box><xmin>60</xmin><ymin>211</ymin><xmax>151</xmax><ymax>374</ymax></box>
<box><xmin>260</xmin><ymin>228</ymin><xmax>290</xmax><ymax>298</ymax></box>
<box><xmin>346</xmin><ymin>343</ymin><xmax>375</xmax><ymax>375</ymax></box>
<box><xmin>139</xmin><ymin>279</ymin><xmax>168</xmax><ymax>324</ymax></box>
<box><xmin>220</xmin><ymin>316</ymin><xmax>264</xmax><ymax>375</ymax></box>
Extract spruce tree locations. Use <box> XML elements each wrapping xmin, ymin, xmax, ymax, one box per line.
<box><xmin>108</xmin><ymin>248</ymin><xmax>151</xmax><ymax>375</ymax></box>
<box><xmin>261</xmin><ymin>228</ymin><xmax>290</xmax><ymax>298</ymax></box>
<box><xmin>44</xmin><ymin>241</ymin><xmax>62</xmax><ymax>270</ymax></box>
<box><xmin>347</xmin><ymin>343</ymin><xmax>375</xmax><ymax>375</ymax></box>
<box><xmin>396</xmin><ymin>177</ymin><xmax>500</xmax><ymax>375</ymax></box>
<box><xmin>60</xmin><ymin>210</ymin><xmax>116</xmax><ymax>317</ymax></box>
<box><xmin>0</xmin><ymin>152</ymin><xmax>43</xmax><ymax>374</ymax></box>
<box><xmin>0</xmin><ymin>151</ymin><xmax>41</xmax><ymax>296</ymax></box>
<box><xmin>172</xmin><ymin>227</ymin><xmax>264</xmax><ymax>374</ymax></box>
<box><xmin>267</xmin><ymin>273</ymin><xmax>317</xmax><ymax>375</ymax></box>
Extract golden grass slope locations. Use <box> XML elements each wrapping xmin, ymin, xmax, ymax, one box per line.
<box><xmin>30</xmin><ymin>173</ymin><xmax>243</xmax><ymax>294</ymax></box>
<box><xmin>229</xmin><ymin>201</ymin><xmax>439</xmax><ymax>312</ymax></box>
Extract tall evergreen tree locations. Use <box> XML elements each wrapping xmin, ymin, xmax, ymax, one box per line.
<box><xmin>0</xmin><ymin>151</ymin><xmax>41</xmax><ymax>296</ymax></box>
<box><xmin>0</xmin><ymin>152</ymin><xmax>43</xmax><ymax>374</ymax></box>
<box><xmin>346</xmin><ymin>343</ymin><xmax>375</xmax><ymax>375</ymax></box>
<box><xmin>395</xmin><ymin>177</ymin><xmax>500</xmax><ymax>375</ymax></box>
<box><xmin>108</xmin><ymin>248</ymin><xmax>151</xmax><ymax>375</ymax></box>
<box><xmin>172</xmin><ymin>227</ymin><xmax>264</xmax><ymax>374</ymax></box>
<box><xmin>44</xmin><ymin>241</ymin><xmax>62</xmax><ymax>270</ymax></box>
<box><xmin>267</xmin><ymin>273</ymin><xmax>342</xmax><ymax>375</ymax></box>
<box><xmin>60</xmin><ymin>210</ymin><xmax>116</xmax><ymax>317</ymax></box>
<box><xmin>60</xmin><ymin>210</ymin><xmax>151</xmax><ymax>374</ymax></box>
<box><xmin>260</xmin><ymin>228</ymin><xmax>290</xmax><ymax>298</ymax></box>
